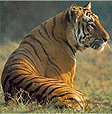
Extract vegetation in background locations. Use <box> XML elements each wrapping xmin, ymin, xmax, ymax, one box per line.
<box><xmin>1</xmin><ymin>1</ymin><xmax>112</xmax><ymax>43</ymax></box>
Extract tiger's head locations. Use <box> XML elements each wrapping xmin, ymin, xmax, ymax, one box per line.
<box><xmin>65</xmin><ymin>2</ymin><xmax>109</xmax><ymax>52</ymax></box>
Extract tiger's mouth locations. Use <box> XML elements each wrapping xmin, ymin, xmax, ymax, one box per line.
<box><xmin>90</xmin><ymin>39</ymin><xmax>107</xmax><ymax>51</ymax></box>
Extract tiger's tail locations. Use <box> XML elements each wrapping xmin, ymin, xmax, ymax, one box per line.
<box><xmin>2</xmin><ymin>74</ymin><xmax>90</xmax><ymax>111</ymax></box>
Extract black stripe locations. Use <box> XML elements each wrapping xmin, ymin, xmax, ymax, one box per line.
<box><xmin>82</xmin><ymin>23</ymin><xmax>84</xmax><ymax>35</ymax></box>
<box><xmin>25</xmin><ymin>77</ymin><xmax>39</xmax><ymax>83</ymax></box>
<box><xmin>82</xmin><ymin>23</ymin><xmax>86</xmax><ymax>39</ymax></box>
<box><xmin>52</xmin><ymin>16</ymin><xmax>62</xmax><ymax>44</ymax></box>
<box><xmin>4</xmin><ymin>58</ymin><xmax>30</xmax><ymax>72</ymax></box>
<box><xmin>3</xmin><ymin>57</ymin><xmax>36</xmax><ymax>76</ymax></box>
<box><xmin>36</xmin><ymin>85</ymin><xmax>71</xmax><ymax>104</ymax></box>
<box><xmin>65</xmin><ymin>11</ymin><xmax>70</xmax><ymax>22</ymax></box>
<box><xmin>82</xmin><ymin>24</ymin><xmax>89</xmax><ymax>38</ymax></box>
<box><xmin>38</xmin><ymin>29</ymin><xmax>50</xmax><ymax>42</ymax></box>
<box><xmin>5</xmin><ymin>77</ymin><xmax>26</xmax><ymax>93</ymax></box>
<box><xmin>25</xmin><ymin>76</ymin><xmax>55</xmax><ymax>83</ymax></box>
<box><xmin>4</xmin><ymin>73</ymin><xmax>28</xmax><ymax>93</ymax></box>
<box><xmin>29</xmin><ymin>83</ymin><xmax>47</xmax><ymax>97</ymax></box>
<box><xmin>90</xmin><ymin>23</ymin><xmax>96</xmax><ymax>29</ymax></box>
<box><xmin>34</xmin><ymin>84</ymin><xmax>53</xmax><ymax>103</ymax></box>
<box><xmin>23</xmin><ymin>48</ymin><xmax>41</xmax><ymax>74</ymax></box>
<box><xmin>36</xmin><ymin>95</ymin><xmax>42</xmax><ymax>102</ymax></box>
<box><xmin>2</xmin><ymin>67</ymin><xmax>30</xmax><ymax>89</ymax></box>
<box><xmin>81</xmin><ymin>24</ymin><xmax>89</xmax><ymax>48</ymax></box>
<box><xmin>26</xmin><ymin>77</ymin><xmax>65</xmax><ymax>84</ymax></box>
<box><xmin>88</xmin><ymin>18</ymin><xmax>93</xmax><ymax>23</ymax></box>
<box><xmin>7</xmin><ymin>67</ymin><xmax>31</xmax><ymax>75</ymax></box>
<box><xmin>65</xmin><ymin>97</ymin><xmax>83</xmax><ymax>109</ymax></box>
<box><xmin>2</xmin><ymin>66</ymin><xmax>30</xmax><ymax>89</ymax></box>
<box><xmin>34</xmin><ymin>83</ymin><xmax>48</xmax><ymax>93</ymax></box>
<box><xmin>2</xmin><ymin>73</ymin><xmax>27</xmax><ymax>90</ymax></box>
<box><xmin>16</xmin><ymin>77</ymin><xmax>26</xmax><ymax>86</ymax></box>
<box><xmin>78</xmin><ymin>21</ymin><xmax>80</xmax><ymax>35</ymax></box>
<box><xmin>40</xmin><ymin>86</ymin><xmax>61</xmax><ymax>104</ymax></box>
<box><xmin>43</xmin><ymin>86</ymin><xmax>61</xmax><ymax>99</ymax></box>
<box><xmin>83</xmin><ymin>9</ymin><xmax>88</xmax><ymax>13</ymax></box>
<box><xmin>15</xmin><ymin>50</ymin><xmax>40</xmax><ymax>74</ymax></box>
<box><xmin>2</xmin><ymin>62</ymin><xmax>21</xmax><ymax>75</ymax></box>
<box><xmin>1</xmin><ymin>57</ymin><xmax>18</xmax><ymax>75</ymax></box>
<box><xmin>24</xmin><ymin>82</ymin><xmax>33</xmax><ymax>91</ymax></box>
<box><xmin>48</xmin><ymin>87</ymin><xmax>61</xmax><ymax>96</ymax></box>
<box><xmin>65</xmin><ymin>97</ymin><xmax>75</xmax><ymax>101</ymax></box>
<box><xmin>41</xmin><ymin>23</ymin><xmax>51</xmax><ymax>39</ymax></box>
<box><xmin>4</xmin><ymin>48</ymin><xmax>39</xmax><ymax>74</ymax></box>
<box><xmin>3</xmin><ymin>58</ymin><xmax>23</xmax><ymax>69</ymax></box>
<box><xmin>2</xmin><ymin>73</ymin><xmax>13</xmax><ymax>89</ymax></box>
<box><xmin>29</xmin><ymin>83</ymin><xmax>61</xmax><ymax>99</ymax></box>
<box><xmin>87</xmin><ymin>27</ymin><xmax>90</xmax><ymax>33</ymax></box>
<box><xmin>79</xmin><ymin>36</ymin><xmax>83</xmax><ymax>44</ymax></box>
<box><xmin>24</xmin><ymin>34</ymin><xmax>62</xmax><ymax>74</ymax></box>
<box><xmin>6</xmin><ymin>58</ymin><xmax>23</xmax><ymax>65</ymax></box>
<box><xmin>74</xmin><ymin>43</ymin><xmax>80</xmax><ymax>50</ymax></box>
<box><xmin>9</xmin><ymin>73</ymin><xmax>28</xmax><ymax>83</ymax></box>
<box><xmin>21</xmin><ymin>40</ymin><xmax>42</xmax><ymax>62</ymax></box>
<box><xmin>8</xmin><ymin>80</ymin><xmax>13</xmax><ymax>93</ymax></box>
<box><xmin>63</xmin><ymin>40</ymin><xmax>76</xmax><ymax>56</ymax></box>
<box><xmin>86</xmin><ymin>12</ymin><xmax>91</xmax><ymax>16</ymax></box>
<box><xmin>48</xmin><ymin>92</ymin><xmax>72</xmax><ymax>103</ymax></box>
<box><xmin>41</xmin><ymin>85</ymin><xmax>52</xmax><ymax>95</ymax></box>
<box><xmin>6</xmin><ymin>62</ymin><xmax>34</xmax><ymax>75</ymax></box>
<box><xmin>8</xmin><ymin>62</ymin><xmax>28</xmax><ymax>70</ymax></box>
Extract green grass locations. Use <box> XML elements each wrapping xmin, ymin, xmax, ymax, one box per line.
<box><xmin>0</xmin><ymin>40</ymin><xmax>112</xmax><ymax>113</ymax></box>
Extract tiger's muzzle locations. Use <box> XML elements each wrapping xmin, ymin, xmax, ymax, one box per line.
<box><xmin>90</xmin><ymin>36</ymin><xmax>109</xmax><ymax>51</ymax></box>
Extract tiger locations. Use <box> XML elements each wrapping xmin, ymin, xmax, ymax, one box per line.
<box><xmin>1</xmin><ymin>2</ymin><xmax>109</xmax><ymax>111</ymax></box>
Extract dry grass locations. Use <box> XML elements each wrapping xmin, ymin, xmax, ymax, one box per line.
<box><xmin>0</xmin><ymin>40</ymin><xmax>112</xmax><ymax>113</ymax></box>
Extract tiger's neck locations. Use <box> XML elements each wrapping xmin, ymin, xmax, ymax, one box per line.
<box><xmin>29</xmin><ymin>12</ymin><xmax>77</xmax><ymax>87</ymax></box>
<box><xmin>49</xmin><ymin>12</ymin><xmax>79</xmax><ymax>53</ymax></box>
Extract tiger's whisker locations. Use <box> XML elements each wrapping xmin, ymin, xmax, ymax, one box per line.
<box><xmin>107</xmin><ymin>43</ymin><xmax>112</xmax><ymax>52</ymax></box>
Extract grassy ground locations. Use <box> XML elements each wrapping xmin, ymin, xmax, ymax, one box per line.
<box><xmin>0</xmin><ymin>40</ymin><xmax>112</xmax><ymax>113</ymax></box>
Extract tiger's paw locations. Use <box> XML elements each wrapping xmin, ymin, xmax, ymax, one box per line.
<box><xmin>56</xmin><ymin>89</ymin><xmax>90</xmax><ymax>111</ymax></box>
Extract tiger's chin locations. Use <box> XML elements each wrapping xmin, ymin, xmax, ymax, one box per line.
<box><xmin>97</xmin><ymin>42</ymin><xmax>107</xmax><ymax>52</ymax></box>
<box><xmin>77</xmin><ymin>41</ymin><xmax>107</xmax><ymax>52</ymax></box>
<box><xmin>75</xmin><ymin>43</ymin><xmax>87</xmax><ymax>52</ymax></box>
<box><xmin>91</xmin><ymin>41</ymin><xmax>107</xmax><ymax>52</ymax></box>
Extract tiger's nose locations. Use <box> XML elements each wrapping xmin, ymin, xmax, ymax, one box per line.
<box><xmin>103</xmin><ymin>36</ymin><xmax>109</xmax><ymax>42</ymax></box>
<box><xmin>103</xmin><ymin>32</ymin><xmax>109</xmax><ymax>42</ymax></box>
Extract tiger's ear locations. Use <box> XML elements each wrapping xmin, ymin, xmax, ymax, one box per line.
<box><xmin>65</xmin><ymin>3</ymin><xmax>78</xmax><ymax>23</ymax></box>
<box><xmin>84</xmin><ymin>2</ymin><xmax>91</xmax><ymax>10</ymax></box>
